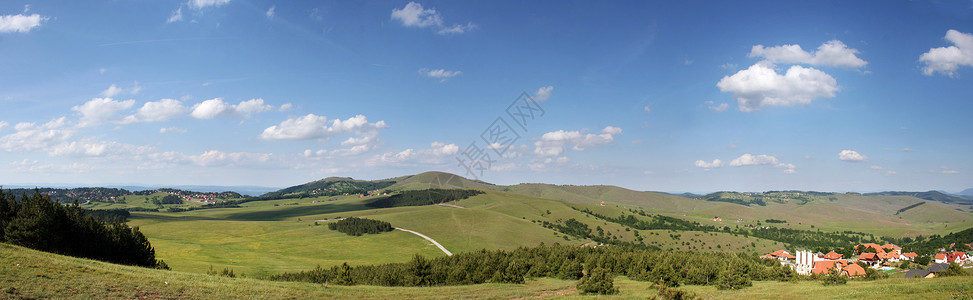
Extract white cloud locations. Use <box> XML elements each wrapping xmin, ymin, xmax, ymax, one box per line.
<box><xmin>259</xmin><ymin>114</ymin><xmax>388</xmax><ymax>141</ymax></box>
<box><xmin>101</xmin><ymin>85</ymin><xmax>123</xmax><ymax>97</ymax></box>
<box><xmin>728</xmin><ymin>153</ymin><xmax>778</xmax><ymax>166</ymax></box>
<box><xmin>278</xmin><ymin>103</ymin><xmax>293</xmax><ymax>112</ymax></box>
<box><xmin>369</xmin><ymin>141</ymin><xmax>458</xmax><ymax>165</ymax></box>
<box><xmin>234</xmin><ymin>98</ymin><xmax>273</xmax><ymax>117</ymax></box>
<box><xmin>391</xmin><ymin>2</ymin><xmax>475</xmax><ymax>35</ymax></box>
<box><xmin>902</xmin><ymin>147</ymin><xmax>915</xmax><ymax>152</ymax></box>
<box><xmin>266</xmin><ymin>6</ymin><xmax>276</xmax><ymax>19</ymax></box>
<box><xmin>189</xmin><ymin>98</ymin><xmax>273</xmax><ymax>119</ymax></box>
<box><xmin>694</xmin><ymin>159</ymin><xmax>724</xmax><ymax>169</ymax></box>
<box><xmin>838</xmin><ymin>150</ymin><xmax>867</xmax><ymax>162</ymax></box>
<box><xmin>419</xmin><ymin>68</ymin><xmax>461</xmax><ymax>82</ymax></box>
<box><xmin>919</xmin><ymin>29</ymin><xmax>973</xmax><ymax>77</ymax></box>
<box><xmin>437</xmin><ymin>22</ymin><xmax>477</xmax><ymax>35</ymax></box>
<box><xmin>534</xmin><ymin>126</ymin><xmax>621</xmax><ymax>157</ymax></box>
<box><xmin>391</xmin><ymin>2</ymin><xmax>442</xmax><ymax>28</ymax></box>
<box><xmin>749</xmin><ymin>40</ymin><xmax>867</xmax><ymax>68</ymax></box>
<box><xmin>121</xmin><ymin>99</ymin><xmax>187</xmax><ymax>123</ymax></box>
<box><xmin>886</xmin><ymin>171</ymin><xmax>897</xmax><ymax>176</ymax></box>
<box><xmin>189</xmin><ymin>0</ymin><xmax>231</xmax><ymax>9</ymax></box>
<box><xmin>0</xmin><ymin>13</ymin><xmax>46</xmax><ymax>33</ymax></box>
<box><xmin>705</xmin><ymin>101</ymin><xmax>729</xmax><ymax>112</ymax></box>
<box><xmin>717</xmin><ymin>62</ymin><xmax>838</xmax><ymax>112</ymax></box>
<box><xmin>190</xmin><ymin>98</ymin><xmax>232</xmax><ymax>119</ymax></box>
<box><xmin>159</xmin><ymin>127</ymin><xmax>187</xmax><ymax>134</ymax></box>
<box><xmin>727</xmin><ymin>153</ymin><xmax>796</xmax><ymax>173</ymax></box>
<box><xmin>167</xmin><ymin>7</ymin><xmax>183</xmax><ymax>23</ymax></box>
<box><xmin>0</xmin><ymin>117</ymin><xmax>74</xmax><ymax>153</ymax></box>
<box><xmin>73</xmin><ymin>97</ymin><xmax>135</xmax><ymax>127</ymax></box>
<box><xmin>870</xmin><ymin>165</ymin><xmax>883</xmax><ymax>170</ymax></box>
<box><xmin>696</xmin><ymin>154</ymin><xmax>796</xmax><ymax>173</ymax></box>
<box><xmin>0</xmin><ymin>121</ymin><xmax>7</xmax><ymax>131</ymax></box>
<box><xmin>535</xmin><ymin>86</ymin><xmax>554</xmax><ymax>101</ymax></box>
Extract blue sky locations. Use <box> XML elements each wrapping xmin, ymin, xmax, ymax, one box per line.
<box><xmin>2</xmin><ymin>1</ymin><xmax>972</xmax><ymax>193</ymax></box>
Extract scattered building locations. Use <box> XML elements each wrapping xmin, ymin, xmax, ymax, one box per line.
<box><xmin>905</xmin><ymin>263</ymin><xmax>949</xmax><ymax>279</ymax></box>
<box><xmin>760</xmin><ymin>250</ymin><xmax>796</xmax><ymax>262</ymax></box>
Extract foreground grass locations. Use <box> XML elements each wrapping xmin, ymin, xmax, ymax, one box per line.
<box><xmin>3</xmin><ymin>242</ymin><xmax>971</xmax><ymax>299</ymax></box>
<box><xmin>680</xmin><ymin>276</ymin><xmax>973</xmax><ymax>299</ymax></box>
<box><xmin>0</xmin><ymin>243</ymin><xmax>581</xmax><ymax>299</ymax></box>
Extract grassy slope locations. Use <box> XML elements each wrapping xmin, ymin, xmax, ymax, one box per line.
<box><xmin>393</xmin><ymin>172</ymin><xmax>973</xmax><ymax>237</ymax></box>
<box><xmin>0</xmin><ymin>243</ymin><xmax>580</xmax><ymax>299</ymax></box>
<box><xmin>4</xmin><ymin>242</ymin><xmax>971</xmax><ymax>299</ymax></box>
<box><xmin>130</xmin><ymin>191</ymin><xmax>789</xmax><ymax>276</ymax></box>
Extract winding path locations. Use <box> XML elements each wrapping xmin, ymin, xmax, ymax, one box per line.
<box><xmin>395</xmin><ymin>227</ymin><xmax>453</xmax><ymax>256</ymax></box>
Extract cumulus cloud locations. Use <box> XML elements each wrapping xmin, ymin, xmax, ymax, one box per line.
<box><xmin>419</xmin><ymin>68</ymin><xmax>461</xmax><ymax>82</ymax></box>
<box><xmin>189</xmin><ymin>98</ymin><xmax>274</xmax><ymax>119</ymax></box>
<box><xmin>0</xmin><ymin>13</ymin><xmax>46</xmax><ymax>33</ymax></box>
<box><xmin>919</xmin><ymin>29</ymin><xmax>973</xmax><ymax>77</ymax></box>
<box><xmin>694</xmin><ymin>159</ymin><xmax>724</xmax><ymax>169</ymax></box>
<box><xmin>369</xmin><ymin>141</ymin><xmax>459</xmax><ymax>165</ymax></box>
<box><xmin>717</xmin><ymin>62</ymin><xmax>838</xmax><ymax>112</ymax></box>
<box><xmin>258</xmin><ymin>114</ymin><xmax>388</xmax><ymax>141</ymax></box>
<box><xmin>234</xmin><ymin>98</ymin><xmax>273</xmax><ymax>117</ymax></box>
<box><xmin>0</xmin><ymin>117</ymin><xmax>74</xmax><ymax>153</ymax></box>
<box><xmin>391</xmin><ymin>2</ymin><xmax>442</xmax><ymax>28</ymax></box>
<box><xmin>391</xmin><ymin>2</ymin><xmax>475</xmax><ymax>35</ymax></box>
<box><xmin>534</xmin><ymin>126</ymin><xmax>621</xmax><ymax>157</ymax></box>
<box><xmin>749</xmin><ymin>40</ymin><xmax>867</xmax><ymax>68</ymax></box>
<box><xmin>190</xmin><ymin>98</ymin><xmax>232</xmax><ymax>119</ymax></box>
<box><xmin>838</xmin><ymin>150</ymin><xmax>867</xmax><ymax>162</ymax></box>
<box><xmin>121</xmin><ymin>99</ymin><xmax>187</xmax><ymax>123</ymax></box>
<box><xmin>278</xmin><ymin>103</ymin><xmax>293</xmax><ymax>112</ymax></box>
<box><xmin>535</xmin><ymin>86</ymin><xmax>554</xmax><ymax>101</ymax></box>
<box><xmin>696</xmin><ymin>153</ymin><xmax>796</xmax><ymax>173</ymax></box>
<box><xmin>73</xmin><ymin>98</ymin><xmax>135</xmax><ymax>127</ymax></box>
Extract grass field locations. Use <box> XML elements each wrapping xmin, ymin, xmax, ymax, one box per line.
<box><xmin>122</xmin><ymin>185</ymin><xmax>972</xmax><ymax>278</ymax></box>
<box><xmin>4</xmin><ymin>242</ymin><xmax>971</xmax><ymax>299</ymax></box>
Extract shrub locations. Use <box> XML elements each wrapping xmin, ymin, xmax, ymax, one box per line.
<box><xmin>577</xmin><ymin>267</ymin><xmax>617</xmax><ymax>295</ymax></box>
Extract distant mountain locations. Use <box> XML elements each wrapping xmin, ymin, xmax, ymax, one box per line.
<box><xmin>959</xmin><ymin>188</ymin><xmax>973</xmax><ymax>197</ymax></box>
<box><xmin>865</xmin><ymin>191</ymin><xmax>973</xmax><ymax>205</ymax></box>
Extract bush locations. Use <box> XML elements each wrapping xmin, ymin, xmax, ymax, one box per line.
<box><xmin>821</xmin><ymin>267</ymin><xmax>847</xmax><ymax>286</ymax></box>
<box><xmin>577</xmin><ymin>267</ymin><xmax>617</xmax><ymax>295</ymax></box>
<box><xmin>716</xmin><ymin>266</ymin><xmax>752</xmax><ymax>290</ymax></box>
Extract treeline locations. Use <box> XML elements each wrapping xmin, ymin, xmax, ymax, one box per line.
<box><xmin>577</xmin><ymin>208</ymin><xmax>871</xmax><ymax>250</ymax></box>
<box><xmin>0</xmin><ymin>190</ymin><xmax>164</xmax><ymax>268</ymax></box>
<box><xmin>269</xmin><ymin>244</ymin><xmax>794</xmax><ymax>289</ymax></box>
<box><xmin>366</xmin><ymin>189</ymin><xmax>483</xmax><ymax>208</ymax></box>
<box><xmin>895</xmin><ymin>202</ymin><xmax>925</xmax><ymax>215</ymax></box>
<box><xmin>83</xmin><ymin>208</ymin><xmax>131</xmax><ymax>223</ymax></box>
<box><xmin>903</xmin><ymin>227</ymin><xmax>973</xmax><ymax>255</ymax></box>
<box><xmin>328</xmin><ymin>217</ymin><xmax>393</xmax><ymax>236</ymax></box>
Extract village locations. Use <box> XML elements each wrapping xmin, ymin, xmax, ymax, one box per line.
<box><xmin>760</xmin><ymin>243</ymin><xmax>972</xmax><ymax>278</ymax></box>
